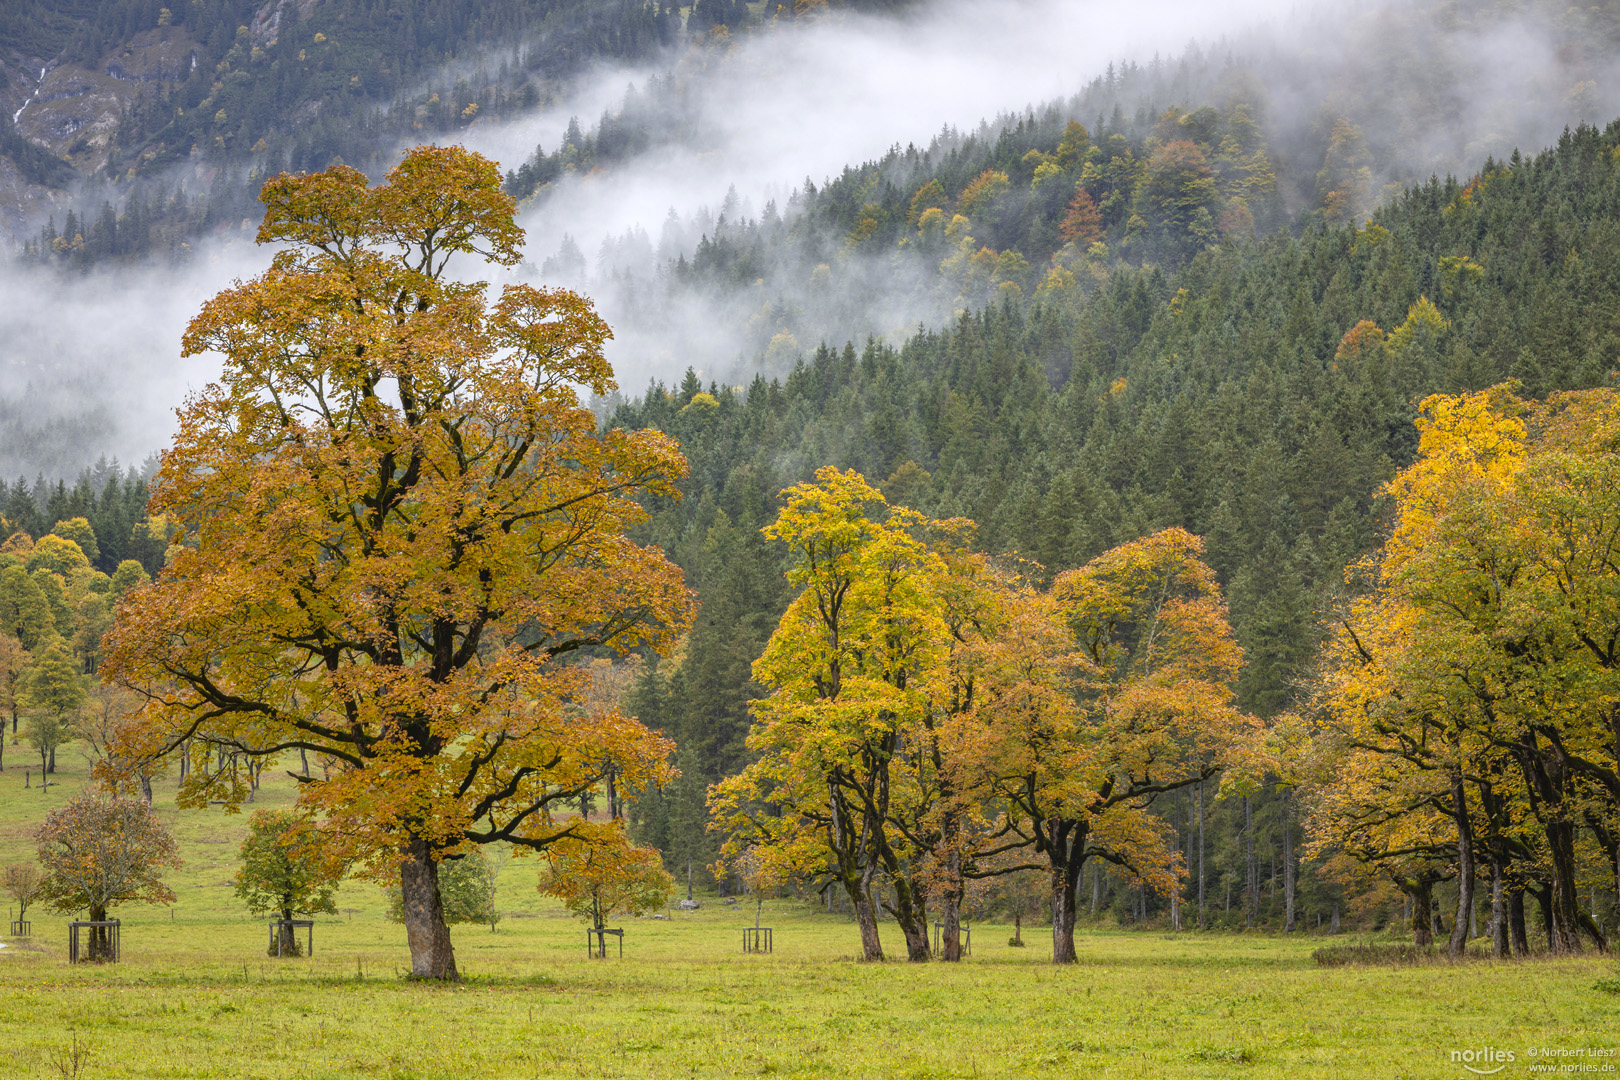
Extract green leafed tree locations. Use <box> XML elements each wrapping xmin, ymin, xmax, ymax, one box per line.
<box><xmin>235</xmin><ymin>810</ymin><xmax>344</xmax><ymax>956</ymax></box>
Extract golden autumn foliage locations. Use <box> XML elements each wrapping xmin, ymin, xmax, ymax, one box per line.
<box><xmin>538</xmin><ymin>827</ymin><xmax>673</xmax><ymax>929</ymax></box>
<box><xmin>1312</xmin><ymin>384</ymin><xmax>1620</xmax><ymax>955</ymax></box>
<box><xmin>101</xmin><ymin>146</ymin><xmax>693</xmax><ymax>979</ymax></box>
<box><xmin>711</xmin><ymin>469</ymin><xmax>1259</xmax><ymax>964</ymax></box>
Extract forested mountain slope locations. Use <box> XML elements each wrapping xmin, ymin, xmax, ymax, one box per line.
<box><xmin>620</xmin><ymin>119</ymin><xmax>1620</xmax><ymax>926</ymax></box>
<box><xmin>0</xmin><ymin>0</ymin><xmax>899</xmax><ymax>244</ymax></box>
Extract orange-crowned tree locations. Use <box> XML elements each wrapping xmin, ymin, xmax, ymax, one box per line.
<box><xmin>102</xmin><ymin>146</ymin><xmax>693</xmax><ymax>980</ymax></box>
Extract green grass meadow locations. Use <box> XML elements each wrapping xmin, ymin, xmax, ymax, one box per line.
<box><xmin>1</xmin><ymin>747</ymin><xmax>1616</xmax><ymax>1079</ymax></box>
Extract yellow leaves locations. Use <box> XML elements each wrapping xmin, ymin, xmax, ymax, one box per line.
<box><xmin>538</xmin><ymin>823</ymin><xmax>672</xmax><ymax>925</ymax></box>
<box><xmin>723</xmin><ymin>500</ymin><xmax>1259</xmax><ymax>905</ymax></box>
<box><xmin>956</xmin><ymin>170</ymin><xmax>1010</xmax><ymax>220</ymax></box>
<box><xmin>1386</xmin><ymin>295</ymin><xmax>1448</xmax><ymax>356</ymax></box>
<box><xmin>1383</xmin><ymin>385</ymin><xmax>1528</xmax><ymax>570</ymax></box>
<box><xmin>103</xmin><ymin>147</ymin><xmax>695</xmax><ymax>882</ymax></box>
<box><xmin>256</xmin><ymin>146</ymin><xmax>521</xmax><ymax>270</ymax></box>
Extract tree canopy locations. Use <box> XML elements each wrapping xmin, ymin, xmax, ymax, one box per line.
<box><xmin>102</xmin><ymin>145</ymin><xmax>694</xmax><ymax>980</ymax></box>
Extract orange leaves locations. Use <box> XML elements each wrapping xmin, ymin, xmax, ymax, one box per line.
<box><xmin>258</xmin><ymin>147</ymin><xmax>522</xmax><ymax>270</ymax></box>
<box><xmin>489</xmin><ymin>285</ymin><xmax>614</xmax><ymax>396</ymax></box>
<box><xmin>718</xmin><ymin>484</ymin><xmax>1258</xmax><ymax>941</ymax></box>
<box><xmin>102</xmin><ymin>145</ymin><xmax>694</xmax><ymax>897</ymax></box>
<box><xmin>256</xmin><ymin>162</ymin><xmax>373</xmax><ymax>252</ymax></box>
<box><xmin>956</xmin><ymin>170</ymin><xmax>1011</xmax><ymax>221</ymax></box>
<box><xmin>537</xmin><ymin>823</ymin><xmax>673</xmax><ymax>926</ymax></box>
<box><xmin>1059</xmin><ymin>188</ymin><xmax>1103</xmax><ymax>246</ymax></box>
<box><xmin>35</xmin><ymin>793</ymin><xmax>181</xmax><ymax>915</ymax></box>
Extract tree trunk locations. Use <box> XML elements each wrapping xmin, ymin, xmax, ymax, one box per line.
<box><xmin>1330</xmin><ymin>902</ymin><xmax>1340</xmax><ymax>935</ymax></box>
<box><xmin>887</xmin><ymin>878</ymin><xmax>931</xmax><ymax>962</ymax></box>
<box><xmin>1283</xmin><ymin>796</ymin><xmax>1296</xmax><ymax>933</ymax></box>
<box><xmin>1196</xmin><ymin>779</ymin><xmax>1206</xmax><ymax>930</ymax></box>
<box><xmin>398</xmin><ymin>838</ymin><xmax>459</xmax><ymax>980</ymax></box>
<box><xmin>1509</xmin><ymin>887</ymin><xmax>1529</xmax><ymax>956</ymax></box>
<box><xmin>850</xmin><ymin>884</ymin><xmax>883</xmax><ymax>962</ymax></box>
<box><xmin>939</xmin><ymin>851</ymin><xmax>963</xmax><ymax>962</ymax></box>
<box><xmin>1243</xmin><ymin>796</ymin><xmax>1256</xmax><ymax>928</ymax></box>
<box><xmin>1051</xmin><ymin>860</ymin><xmax>1079</xmax><ymax>963</ymax></box>
<box><xmin>139</xmin><ymin>771</ymin><xmax>152</xmax><ymax>805</ymax></box>
<box><xmin>1489</xmin><ymin>859</ymin><xmax>1508</xmax><ymax>958</ymax></box>
<box><xmin>1449</xmin><ymin>773</ymin><xmax>1475</xmax><ymax>958</ymax></box>
<box><xmin>1544</xmin><ymin>821</ymin><xmax>1583</xmax><ymax>954</ymax></box>
<box><xmin>48</xmin><ymin>744</ymin><xmax>55</xmax><ymax>773</ymax></box>
<box><xmin>1408</xmin><ymin>882</ymin><xmax>1433</xmax><ymax>947</ymax></box>
<box><xmin>1090</xmin><ymin>863</ymin><xmax>1100</xmax><ymax>916</ymax></box>
<box><xmin>88</xmin><ymin>902</ymin><xmax>112</xmax><ymax>961</ymax></box>
<box><xmin>271</xmin><ymin>906</ymin><xmax>302</xmax><ymax>957</ymax></box>
<box><xmin>1532</xmin><ymin>881</ymin><xmax>1558</xmax><ymax>949</ymax></box>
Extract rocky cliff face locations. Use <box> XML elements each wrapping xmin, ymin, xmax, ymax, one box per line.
<box><xmin>1</xmin><ymin>23</ymin><xmax>204</xmax><ymax>242</ymax></box>
<box><xmin>17</xmin><ymin>30</ymin><xmax>200</xmax><ymax>166</ymax></box>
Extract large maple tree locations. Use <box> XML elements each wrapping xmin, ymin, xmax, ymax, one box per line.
<box><xmin>102</xmin><ymin>146</ymin><xmax>692</xmax><ymax>980</ymax></box>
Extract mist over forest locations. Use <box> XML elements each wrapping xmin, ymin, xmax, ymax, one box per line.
<box><xmin>2</xmin><ymin>0</ymin><xmax>1617</xmax><ymax>478</ymax></box>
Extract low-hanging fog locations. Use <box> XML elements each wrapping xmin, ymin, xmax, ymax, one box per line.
<box><xmin>2</xmin><ymin>0</ymin><xmax>1616</xmax><ymax>480</ymax></box>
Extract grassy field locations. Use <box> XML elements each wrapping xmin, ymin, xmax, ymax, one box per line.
<box><xmin>1</xmin><ymin>746</ymin><xmax>1617</xmax><ymax>1079</ymax></box>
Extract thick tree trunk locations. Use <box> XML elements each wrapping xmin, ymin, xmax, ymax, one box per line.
<box><xmin>1545</xmin><ymin>821</ymin><xmax>1583</xmax><ymax>953</ymax></box>
<box><xmin>1408</xmin><ymin>882</ymin><xmax>1433</xmax><ymax>947</ymax></box>
<box><xmin>939</xmin><ymin>852</ymin><xmax>963</xmax><ymax>962</ymax></box>
<box><xmin>1330</xmin><ymin>902</ymin><xmax>1340</xmax><ymax>935</ymax></box>
<box><xmin>1050</xmin><ymin>857</ymin><xmax>1083</xmax><ymax>963</ymax></box>
<box><xmin>1196</xmin><ymin>779</ymin><xmax>1206</xmax><ymax>930</ymax></box>
<box><xmin>398</xmin><ymin>838</ymin><xmax>458</xmax><ymax>980</ymax></box>
<box><xmin>1533</xmin><ymin>882</ymin><xmax>1556</xmax><ymax>949</ymax></box>
<box><xmin>139</xmin><ymin>771</ymin><xmax>152</xmax><ymax>805</ymax></box>
<box><xmin>851</xmin><ymin>888</ymin><xmax>883</xmax><ymax>961</ymax></box>
<box><xmin>888</xmin><ymin>879</ymin><xmax>931</xmax><ymax>962</ymax></box>
<box><xmin>1449</xmin><ymin>774</ymin><xmax>1475</xmax><ymax>958</ymax></box>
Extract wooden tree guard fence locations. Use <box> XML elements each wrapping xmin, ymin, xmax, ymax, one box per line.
<box><xmin>742</xmin><ymin>927</ymin><xmax>773</xmax><ymax>953</ymax></box>
<box><xmin>267</xmin><ymin>919</ymin><xmax>315</xmax><ymax>957</ymax></box>
<box><xmin>586</xmin><ymin>927</ymin><xmax>623</xmax><ymax>958</ymax></box>
<box><xmin>9</xmin><ymin>919</ymin><xmax>30</xmax><ymax>937</ymax></box>
<box><xmin>68</xmin><ymin>920</ymin><xmax>120</xmax><ymax>963</ymax></box>
<box><xmin>931</xmin><ymin>922</ymin><xmax>971</xmax><ymax>957</ymax></box>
